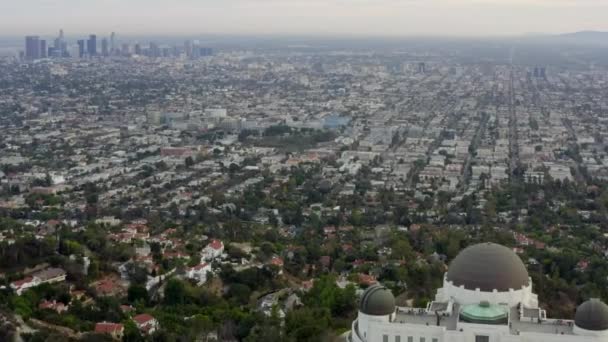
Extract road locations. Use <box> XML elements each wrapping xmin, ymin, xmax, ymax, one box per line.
<box><xmin>507</xmin><ymin>47</ymin><xmax>520</xmax><ymax>177</ymax></box>
<box><xmin>458</xmin><ymin>111</ymin><xmax>489</xmax><ymax>193</ymax></box>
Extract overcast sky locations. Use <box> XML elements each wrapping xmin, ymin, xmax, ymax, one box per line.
<box><xmin>2</xmin><ymin>0</ymin><xmax>608</xmax><ymax>37</ymax></box>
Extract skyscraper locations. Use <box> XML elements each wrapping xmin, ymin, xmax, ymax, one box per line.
<box><xmin>110</xmin><ymin>32</ymin><xmax>116</xmax><ymax>54</ymax></box>
<box><xmin>199</xmin><ymin>47</ymin><xmax>213</xmax><ymax>57</ymax></box>
<box><xmin>134</xmin><ymin>43</ymin><xmax>141</xmax><ymax>55</ymax></box>
<box><xmin>184</xmin><ymin>40</ymin><xmax>193</xmax><ymax>58</ymax></box>
<box><xmin>61</xmin><ymin>42</ymin><xmax>68</xmax><ymax>57</ymax></box>
<box><xmin>53</xmin><ymin>31</ymin><xmax>62</xmax><ymax>56</ymax></box>
<box><xmin>54</xmin><ymin>29</ymin><xmax>66</xmax><ymax>57</ymax></box>
<box><xmin>417</xmin><ymin>62</ymin><xmax>426</xmax><ymax>74</ymax></box>
<box><xmin>87</xmin><ymin>34</ymin><xmax>97</xmax><ymax>57</ymax></box>
<box><xmin>101</xmin><ymin>38</ymin><xmax>109</xmax><ymax>57</ymax></box>
<box><xmin>149</xmin><ymin>42</ymin><xmax>160</xmax><ymax>58</ymax></box>
<box><xmin>25</xmin><ymin>36</ymin><xmax>41</xmax><ymax>60</ymax></box>
<box><xmin>121</xmin><ymin>43</ymin><xmax>130</xmax><ymax>56</ymax></box>
<box><xmin>77</xmin><ymin>40</ymin><xmax>86</xmax><ymax>58</ymax></box>
<box><xmin>53</xmin><ymin>39</ymin><xmax>61</xmax><ymax>57</ymax></box>
<box><xmin>40</xmin><ymin>40</ymin><xmax>47</xmax><ymax>58</ymax></box>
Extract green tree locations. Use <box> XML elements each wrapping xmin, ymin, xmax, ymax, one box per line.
<box><xmin>184</xmin><ymin>156</ymin><xmax>195</xmax><ymax>168</ymax></box>
<box><xmin>127</xmin><ymin>284</ymin><xmax>149</xmax><ymax>304</ymax></box>
<box><xmin>123</xmin><ymin>320</ymin><xmax>144</xmax><ymax>342</ymax></box>
<box><xmin>285</xmin><ymin>307</ymin><xmax>331</xmax><ymax>341</ymax></box>
<box><xmin>164</xmin><ymin>279</ymin><xmax>187</xmax><ymax>305</ymax></box>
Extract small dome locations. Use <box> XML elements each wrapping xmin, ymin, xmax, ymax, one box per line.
<box><xmin>575</xmin><ymin>299</ymin><xmax>608</xmax><ymax>331</ymax></box>
<box><xmin>446</xmin><ymin>243</ymin><xmax>529</xmax><ymax>292</ymax></box>
<box><xmin>460</xmin><ymin>301</ymin><xmax>508</xmax><ymax>325</ymax></box>
<box><xmin>360</xmin><ymin>284</ymin><xmax>395</xmax><ymax>316</ymax></box>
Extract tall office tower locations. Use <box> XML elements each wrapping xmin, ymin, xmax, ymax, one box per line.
<box><xmin>53</xmin><ymin>32</ymin><xmax>61</xmax><ymax>54</ymax></box>
<box><xmin>417</xmin><ymin>62</ymin><xmax>426</xmax><ymax>74</ymax></box>
<box><xmin>110</xmin><ymin>32</ymin><xmax>116</xmax><ymax>54</ymax></box>
<box><xmin>134</xmin><ymin>43</ymin><xmax>141</xmax><ymax>55</ymax></box>
<box><xmin>200</xmin><ymin>47</ymin><xmax>213</xmax><ymax>57</ymax></box>
<box><xmin>87</xmin><ymin>34</ymin><xmax>97</xmax><ymax>56</ymax></box>
<box><xmin>77</xmin><ymin>40</ymin><xmax>86</xmax><ymax>58</ymax></box>
<box><xmin>121</xmin><ymin>43</ymin><xmax>129</xmax><ymax>56</ymax></box>
<box><xmin>149</xmin><ymin>42</ymin><xmax>160</xmax><ymax>57</ymax></box>
<box><xmin>53</xmin><ymin>30</ymin><xmax>66</xmax><ymax>57</ymax></box>
<box><xmin>25</xmin><ymin>36</ymin><xmax>41</xmax><ymax>60</ymax></box>
<box><xmin>53</xmin><ymin>38</ymin><xmax>61</xmax><ymax>56</ymax></box>
<box><xmin>40</xmin><ymin>40</ymin><xmax>47</xmax><ymax>58</ymax></box>
<box><xmin>61</xmin><ymin>42</ymin><xmax>68</xmax><ymax>57</ymax></box>
<box><xmin>101</xmin><ymin>38</ymin><xmax>109</xmax><ymax>57</ymax></box>
<box><xmin>184</xmin><ymin>40</ymin><xmax>193</xmax><ymax>58</ymax></box>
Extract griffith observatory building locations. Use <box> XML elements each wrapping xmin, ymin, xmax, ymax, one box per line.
<box><xmin>349</xmin><ymin>242</ymin><xmax>608</xmax><ymax>342</ymax></box>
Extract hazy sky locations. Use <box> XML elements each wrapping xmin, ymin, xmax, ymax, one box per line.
<box><xmin>2</xmin><ymin>0</ymin><xmax>608</xmax><ymax>37</ymax></box>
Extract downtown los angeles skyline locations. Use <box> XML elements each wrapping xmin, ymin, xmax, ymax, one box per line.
<box><xmin>2</xmin><ymin>0</ymin><xmax>608</xmax><ymax>37</ymax></box>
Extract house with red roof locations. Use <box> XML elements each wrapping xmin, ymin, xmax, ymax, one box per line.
<box><xmin>320</xmin><ymin>255</ymin><xmax>331</xmax><ymax>270</ymax></box>
<box><xmin>38</xmin><ymin>299</ymin><xmax>68</xmax><ymax>313</ymax></box>
<box><xmin>577</xmin><ymin>260</ymin><xmax>590</xmax><ymax>272</ymax></box>
<box><xmin>201</xmin><ymin>239</ymin><xmax>224</xmax><ymax>261</ymax></box>
<box><xmin>133</xmin><ymin>313</ymin><xmax>159</xmax><ymax>334</ymax></box>
<box><xmin>534</xmin><ymin>241</ymin><xmax>546</xmax><ymax>250</ymax></box>
<box><xmin>10</xmin><ymin>276</ymin><xmax>36</xmax><ymax>295</ymax></box>
<box><xmin>301</xmin><ymin>279</ymin><xmax>315</xmax><ymax>292</ymax></box>
<box><xmin>10</xmin><ymin>268</ymin><xmax>67</xmax><ymax>295</ymax></box>
<box><xmin>93</xmin><ymin>276</ymin><xmax>127</xmax><ymax>297</ymax></box>
<box><xmin>323</xmin><ymin>226</ymin><xmax>337</xmax><ymax>235</ymax></box>
<box><xmin>269</xmin><ymin>256</ymin><xmax>284</xmax><ymax>267</ymax></box>
<box><xmin>410</xmin><ymin>224</ymin><xmax>423</xmax><ymax>232</ymax></box>
<box><xmin>358</xmin><ymin>273</ymin><xmax>378</xmax><ymax>286</ymax></box>
<box><xmin>268</xmin><ymin>256</ymin><xmax>284</xmax><ymax>275</ymax></box>
<box><xmin>352</xmin><ymin>259</ymin><xmax>366</xmax><ymax>268</ymax></box>
<box><xmin>120</xmin><ymin>304</ymin><xmax>135</xmax><ymax>314</ymax></box>
<box><xmin>186</xmin><ymin>263</ymin><xmax>211</xmax><ymax>285</ymax></box>
<box><xmin>342</xmin><ymin>244</ymin><xmax>354</xmax><ymax>253</ymax></box>
<box><xmin>163</xmin><ymin>251</ymin><xmax>190</xmax><ymax>260</ymax></box>
<box><xmin>95</xmin><ymin>322</ymin><xmax>124</xmax><ymax>340</ymax></box>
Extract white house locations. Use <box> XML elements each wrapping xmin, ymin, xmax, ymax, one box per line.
<box><xmin>10</xmin><ymin>268</ymin><xmax>67</xmax><ymax>295</ymax></box>
<box><xmin>133</xmin><ymin>313</ymin><xmax>159</xmax><ymax>334</ymax></box>
<box><xmin>201</xmin><ymin>239</ymin><xmax>224</xmax><ymax>261</ymax></box>
<box><xmin>185</xmin><ymin>263</ymin><xmax>211</xmax><ymax>285</ymax></box>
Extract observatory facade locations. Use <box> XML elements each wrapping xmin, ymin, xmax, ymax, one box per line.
<box><xmin>349</xmin><ymin>243</ymin><xmax>608</xmax><ymax>342</ymax></box>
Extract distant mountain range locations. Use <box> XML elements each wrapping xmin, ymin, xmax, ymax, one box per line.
<box><xmin>559</xmin><ymin>30</ymin><xmax>608</xmax><ymax>38</ymax></box>
<box><xmin>524</xmin><ymin>31</ymin><xmax>608</xmax><ymax>46</ymax></box>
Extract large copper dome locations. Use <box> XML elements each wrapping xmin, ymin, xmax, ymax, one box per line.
<box><xmin>446</xmin><ymin>243</ymin><xmax>529</xmax><ymax>292</ymax></box>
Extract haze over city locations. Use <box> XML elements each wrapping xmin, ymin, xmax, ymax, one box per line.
<box><xmin>2</xmin><ymin>0</ymin><xmax>608</xmax><ymax>37</ymax></box>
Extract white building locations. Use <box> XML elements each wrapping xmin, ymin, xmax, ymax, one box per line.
<box><xmin>185</xmin><ymin>263</ymin><xmax>211</xmax><ymax>285</ymax></box>
<box><xmin>201</xmin><ymin>239</ymin><xmax>224</xmax><ymax>261</ymax></box>
<box><xmin>349</xmin><ymin>243</ymin><xmax>608</xmax><ymax>342</ymax></box>
<box><xmin>10</xmin><ymin>268</ymin><xmax>67</xmax><ymax>295</ymax></box>
<box><xmin>133</xmin><ymin>313</ymin><xmax>159</xmax><ymax>335</ymax></box>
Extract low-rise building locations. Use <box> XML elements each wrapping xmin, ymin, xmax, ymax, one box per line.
<box><xmin>133</xmin><ymin>313</ymin><xmax>159</xmax><ymax>334</ymax></box>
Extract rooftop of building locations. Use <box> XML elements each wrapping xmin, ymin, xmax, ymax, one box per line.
<box><xmin>388</xmin><ymin>301</ymin><xmax>576</xmax><ymax>337</ymax></box>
